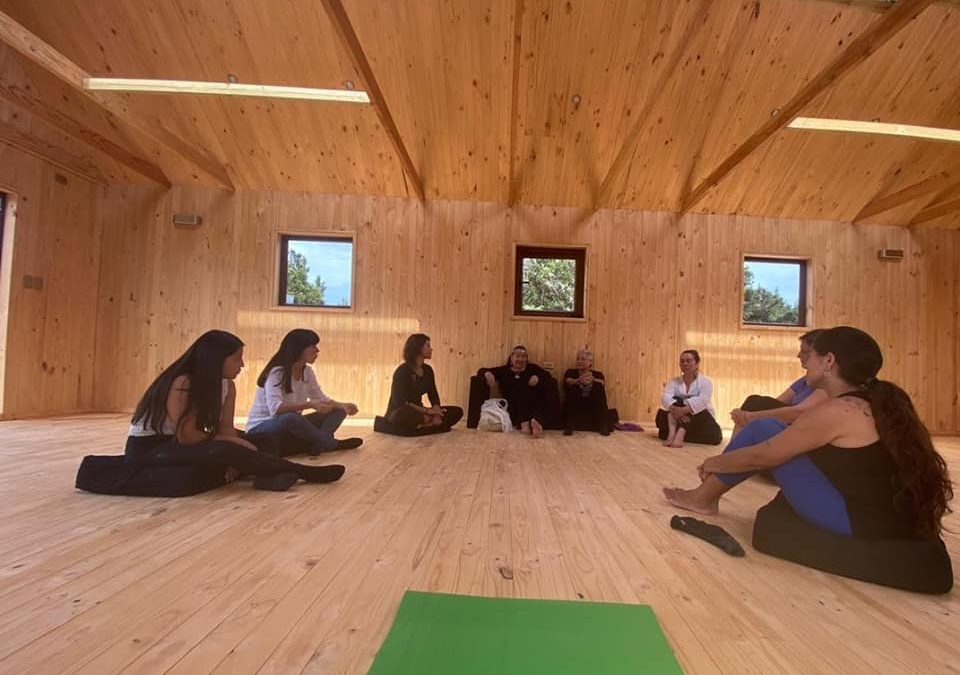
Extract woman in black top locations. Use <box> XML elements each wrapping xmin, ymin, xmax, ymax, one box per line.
<box><xmin>562</xmin><ymin>348</ymin><xmax>610</xmax><ymax>436</ymax></box>
<box><xmin>481</xmin><ymin>345</ymin><xmax>549</xmax><ymax>438</ymax></box>
<box><xmin>663</xmin><ymin>327</ymin><xmax>953</xmax><ymax>544</ymax></box>
<box><xmin>385</xmin><ymin>334</ymin><xmax>463</xmax><ymax>432</ymax></box>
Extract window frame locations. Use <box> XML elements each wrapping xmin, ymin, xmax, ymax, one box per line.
<box><xmin>741</xmin><ymin>255</ymin><xmax>810</xmax><ymax>329</ymax></box>
<box><xmin>513</xmin><ymin>244</ymin><xmax>587</xmax><ymax>319</ymax></box>
<box><xmin>275</xmin><ymin>232</ymin><xmax>356</xmax><ymax>311</ymax></box>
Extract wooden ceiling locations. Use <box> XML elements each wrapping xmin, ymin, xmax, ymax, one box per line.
<box><xmin>0</xmin><ymin>0</ymin><xmax>959</xmax><ymax>227</ymax></box>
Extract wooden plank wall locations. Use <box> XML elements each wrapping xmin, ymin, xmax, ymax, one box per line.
<box><xmin>0</xmin><ymin>144</ymin><xmax>102</xmax><ymax>417</ymax></box>
<box><xmin>91</xmin><ymin>185</ymin><xmax>960</xmax><ymax>433</ymax></box>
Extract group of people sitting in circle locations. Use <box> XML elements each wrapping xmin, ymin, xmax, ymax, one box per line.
<box><xmin>122</xmin><ymin>322</ymin><xmax>954</xmax><ymax>591</ymax></box>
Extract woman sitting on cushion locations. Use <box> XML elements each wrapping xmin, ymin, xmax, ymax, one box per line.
<box><xmin>481</xmin><ymin>345</ymin><xmax>550</xmax><ymax>438</ymax></box>
<box><xmin>126</xmin><ymin>330</ymin><xmax>345</xmax><ymax>491</ymax></box>
<box><xmin>656</xmin><ymin>349</ymin><xmax>723</xmax><ymax>447</ymax></box>
<box><xmin>384</xmin><ymin>333</ymin><xmax>463</xmax><ymax>433</ymax></box>
<box><xmin>663</xmin><ymin>327</ymin><xmax>953</xmax><ymax>546</ymax></box>
<box><xmin>562</xmin><ymin>348</ymin><xmax>610</xmax><ymax>436</ymax></box>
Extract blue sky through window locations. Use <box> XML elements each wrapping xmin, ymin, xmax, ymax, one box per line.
<box><xmin>289</xmin><ymin>239</ymin><xmax>353</xmax><ymax>306</ymax></box>
<box><xmin>744</xmin><ymin>260</ymin><xmax>800</xmax><ymax>307</ymax></box>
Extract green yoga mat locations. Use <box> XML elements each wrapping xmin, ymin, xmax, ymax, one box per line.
<box><xmin>367</xmin><ymin>591</ymin><xmax>684</xmax><ymax>675</ymax></box>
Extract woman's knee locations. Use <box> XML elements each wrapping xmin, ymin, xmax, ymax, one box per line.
<box><xmin>740</xmin><ymin>418</ymin><xmax>787</xmax><ymax>444</ymax></box>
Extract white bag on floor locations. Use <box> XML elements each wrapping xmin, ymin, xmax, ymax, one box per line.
<box><xmin>478</xmin><ymin>398</ymin><xmax>513</xmax><ymax>432</ymax></box>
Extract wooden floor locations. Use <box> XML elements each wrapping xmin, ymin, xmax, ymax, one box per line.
<box><xmin>0</xmin><ymin>416</ymin><xmax>956</xmax><ymax>675</ymax></box>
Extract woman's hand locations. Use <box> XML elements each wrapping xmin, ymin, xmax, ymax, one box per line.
<box><xmin>579</xmin><ymin>372</ymin><xmax>593</xmax><ymax>385</ymax></box>
<box><xmin>669</xmin><ymin>405</ymin><xmax>689</xmax><ymax>420</ymax></box>
<box><xmin>427</xmin><ymin>406</ymin><xmax>444</xmax><ymax>418</ymax></box>
<box><xmin>528</xmin><ymin>375</ymin><xmax>540</xmax><ymax>387</ymax></box>
<box><xmin>224</xmin><ymin>467</ymin><xmax>240</xmax><ymax>482</ymax></box>
<box><xmin>730</xmin><ymin>408</ymin><xmax>752</xmax><ymax>426</ymax></box>
<box><xmin>701</xmin><ymin>455</ymin><xmax>722</xmax><ymax>478</ymax></box>
<box><xmin>341</xmin><ymin>402</ymin><xmax>359</xmax><ymax>415</ymax></box>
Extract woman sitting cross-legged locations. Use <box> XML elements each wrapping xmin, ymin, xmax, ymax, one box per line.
<box><xmin>729</xmin><ymin>329</ymin><xmax>829</xmax><ymax>439</ymax></box>
<box><xmin>656</xmin><ymin>349</ymin><xmax>723</xmax><ymax>447</ymax></box>
<box><xmin>562</xmin><ymin>348</ymin><xmax>610</xmax><ymax>436</ymax></box>
<box><xmin>125</xmin><ymin>330</ymin><xmax>345</xmax><ymax>492</ymax></box>
<box><xmin>384</xmin><ymin>333</ymin><xmax>463</xmax><ymax>433</ymax></box>
<box><xmin>481</xmin><ymin>345</ymin><xmax>550</xmax><ymax>438</ymax></box>
<box><xmin>663</xmin><ymin>326</ymin><xmax>953</xmax><ymax>543</ymax></box>
<box><xmin>245</xmin><ymin>329</ymin><xmax>362</xmax><ymax>456</ymax></box>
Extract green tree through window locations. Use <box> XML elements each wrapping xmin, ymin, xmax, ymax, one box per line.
<box><xmin>742</xmin><ymin>260</ymin><xmax>805</xmax><ymax>326</ymax></box>
<box><xmin>522</xmin><ymin>258</ymin><xmax>576</xmax><ymax>311</ymax></box>
<box><xmin>285</xmin><ymin>249</ymin><xmax>327</xmax><ymax>305</ymax></box>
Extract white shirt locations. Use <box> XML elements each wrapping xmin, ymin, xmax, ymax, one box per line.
<box><xmin>660</xmin><ymin>374</ymin><xmax>716</xmax><ymax>418</ymax></box>
<box><xmin>128</xmin><ymin>379</ymin><xmax>229</xmax><ymax>436</ymax></box>
<box><xmin>246</xmin><ymin>365</ymin><xmax>332</xmax><ymax>431</ymax></box>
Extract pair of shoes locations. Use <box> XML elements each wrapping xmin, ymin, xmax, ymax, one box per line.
<box><xmin>562</xmin><ymin>428</ymin><xmax>573</xmax><ymax>436</ymax></box>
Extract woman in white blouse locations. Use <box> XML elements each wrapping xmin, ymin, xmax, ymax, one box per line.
<box><xmin>656</xmin><ymin>349</ymin><xmax>723</xmax><ymax>447</ymax></box>
<box><xmin>246</xmin><ymin>329</ymin><xmax>362</xmax><ymax>455</ymax></box>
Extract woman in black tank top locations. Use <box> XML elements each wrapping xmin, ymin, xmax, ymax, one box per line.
<box><xmin>664</xmin><ymin>327</ymin><xmax>952</xmax><ymax>543</ymax></box>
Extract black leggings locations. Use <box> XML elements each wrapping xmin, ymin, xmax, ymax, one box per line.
<box><xmin>125</xmin><ymin>435</ymin><xmax>323</xmax><ymax>479</ymax></box>
<box><xmin>563</xmin><ymin>386</ymin><xmax>609</xmax><ymax>432</ymax></box>
<box><xmin>655</xmin><ymin>408</ymin><xmax>723</xmax><ymax>445</ymax></box>
<box><xmin>740</xmin><ymin>394</ymin><xmax>789</xmax><ymax>412</ymax></box>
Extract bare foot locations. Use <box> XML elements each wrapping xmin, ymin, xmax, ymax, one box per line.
<box><xmin>662</xmin><ymin>487</ymin><xmax>719</xmax><ymax>515</ymax></box>
<box><xmin>531</xmin><ymin>419</ymin><xmax>543</xmax><ymax>438</ymax></box>
<box><xmin>520</xmin><ymin>421</ymin><xmax>531</xmax><ymax>435</ymax></box>
<box><xmin>667</xmin><ymin>439</ymin><xmax>685</xmax><ymax>448</ymax></box>
<box><xmin>662</xmin><ymin>436</ymin><xmax>675</xmax><ymax>447</ymax></box>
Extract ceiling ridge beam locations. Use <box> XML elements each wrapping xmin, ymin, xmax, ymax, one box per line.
<box><xmin>0</xmin><ymin>118</ymin><xmax>107</xmax><ymax>186</ymax></box>
<box><xmin>852</xmin><ymin>171</ymin><xmax>954</xmax><ymax>222</ymax></box>
<box><xmin>678</xmin><ymin>0</ymin><xmax>937</xmax><ymax>215</ymax></box>
<box><xmin>0</xmin><ymin>9</ymin><xmax>231</xmax><ymax>190</ymax></box>
<box><xmin>320</xmin><ymin>0</ymin><xmax>425</xmax><ymax>202</ymax></box>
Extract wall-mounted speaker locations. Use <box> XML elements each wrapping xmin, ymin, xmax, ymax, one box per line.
<box><xmin>172</xmin><ymin>213</ymin><xmax>203</xmax><ymax>228</ymax></box>
<box><xmin>877</xmin><ymin>249</ymin><xmax>904</xmax><ymax>262</ymax></box>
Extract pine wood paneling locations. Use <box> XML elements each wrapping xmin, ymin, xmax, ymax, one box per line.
<box><xmin>0</xmin><ymin>145</ymin><xmax>102</xmax><ymax>417</ymax></box>
<box><xmin>94</xmin><ymin>186</ymin><xmax>960</xmax><ymax>432</ymax></box>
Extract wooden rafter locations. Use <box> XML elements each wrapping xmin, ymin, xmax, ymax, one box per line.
<box><xmin>319</xmin><ymin>0</ymin><xmax>425</xmax><ymax>202</ymax></box>
<box><xmin>0</xmin><ymin>118</ymin><xmax>107</xmax><ymax>186</ymax></box>
<box><xmin>853</xmin><ymin>172</ymin><xmax>955</xmax><ymax>222</ymax></box>
<box><xmin>679</xmin><ymin>0</ymin><xmax>936</xmax><ymax>214</ymax></box>
<box><xmin>909</xmin><ymin>181</ymin><xmax>960</xmax><ymax>225</ymax></box>
<box><xmin>0</xmin><ymin>9</ymin><xmax>231</xmax><ymax>190</ymax></box>
<box><xmin>0</xmin><ymin>78</ymin><xmax>171</xmax><ymax>187</ymax></box>
<box><xmin>805</xmin><ymin>0</ymin><xmax>960</xmax><ymax>13</ymax></box>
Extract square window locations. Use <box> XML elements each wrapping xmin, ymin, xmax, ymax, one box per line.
<box><xmin>514</xmin><ymin>245</ymin><xmax>586</xmax><ymax>318</ymax></box>
<box><xmin>278</xmin><ymin>235</ymin><xmax>354</xmax><ymax>308</ymax></box>
<box><xmin>742</xmin><ymin>257</ymin><xmax>807</xmax><ymax>327</ymax></box>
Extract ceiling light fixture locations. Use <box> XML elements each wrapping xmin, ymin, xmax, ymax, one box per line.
<box><xmin>788</xmin><ymin>117</ymin><xmax>960</xmax><ymax>144</ymax></box>
<box><xmin>83</xmin><ymin>77</ymin><xmax>370</xmax><ymax>103</ymax></box>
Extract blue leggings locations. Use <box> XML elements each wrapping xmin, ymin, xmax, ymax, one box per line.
<box><xmin>717</xmin><ymin>419</ymin><xmax>852</xmax><ymax>536</ymax></box>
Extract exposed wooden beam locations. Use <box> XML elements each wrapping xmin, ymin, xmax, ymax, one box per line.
<box><xmin>507</xmin><ymin>0</ymin><xmax>525</xmax><ymax>206</ymax></box>
<box><xmin>0</xmin><ymin>80</ymin><xmax>171</xmax><ymax>187</ymax></box>
<box><xmin>909</xmin><ymin>197</ymin><xmax>960</xmax><ymax>225</ymax></box>
<box><xmin>852</xmin><ymin>172</ymin><xmax>954</xmax><ymax>222</ymax></box>
<box><xmin>0</xmin><ymin>118</ymin><xmax>107</xmax><ymax>186</ymax></box>
<box><xmin>595</xmin><ymin>4</ymin><xmax>712</xmax><ymax>210</ymax></box>
<box><xmin>319</xmin><ymin>0</ymin><xmax>425</xmax><ymax>202</ymax></box>
<box><xmin>0</xmin><ymin>9</ymin><xmax>231</xmax><ymax>190</ymax></box>
<box><xmin>679</xmin><ymin>0</ymin><xmax>936</xmax><ymax>214</ymax></box>
<box><xmin>805</xmin><ymin>0</ymin><xmax>960</xmax><ymax>12</ymax></box>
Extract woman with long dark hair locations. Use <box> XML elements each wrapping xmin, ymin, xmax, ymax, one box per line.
<box><xmin>246</xmin><ymin>329</ymin><xmax>362</xmax><ymax>454</ymax></box>
<box><xmin>664</xmin><ymin>326</ymin><xmax>953</xmax><ymax>543</ymax></box>
<box><xmin>481</xmin><ymin>345</ymin><xmax>550</xmax><ymax>437</ymax></box>
<box><xmin>383</xmin><ymin>333</ymin><xmax>463</xmax><ymax>433</ymax></box>
<box><xmin>126</xmin><ymin>330</ymin><xmax>345</xmax><ymax>491</ymax></box>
